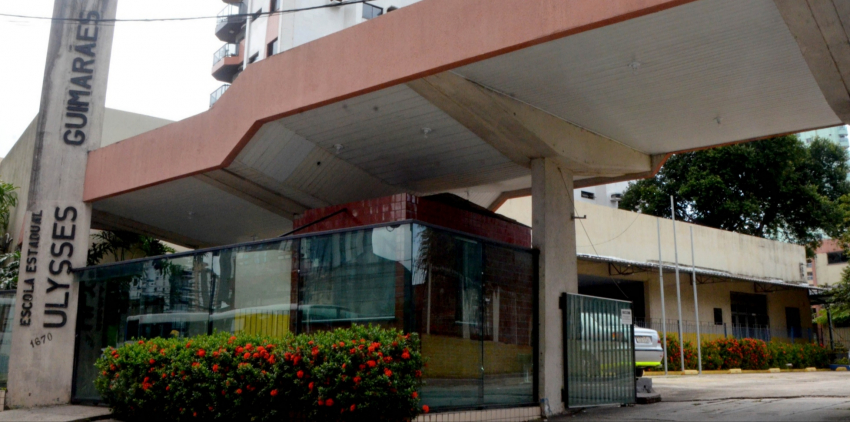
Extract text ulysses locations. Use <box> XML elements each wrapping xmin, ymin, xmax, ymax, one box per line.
<box><xmin>19</xmin><ymin>207</ymin><xmax>77</xmax><ymax>328</ymax></box>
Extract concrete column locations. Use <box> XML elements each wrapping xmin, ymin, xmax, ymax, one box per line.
<box><xmin>531</xmin><ymin>158</ymin><xmax>577</xmax><ymax>415</ymax></box>
<box><xmin>8</xmin><ymin>0</ymin><xmax>116</xmax><ymax>407</ymax></box>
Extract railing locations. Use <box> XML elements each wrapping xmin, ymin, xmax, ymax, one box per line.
<box><xmin>217</xmin><ymin>2</ymin><xmax>246</xmax><ymax>24</ymax></box>
<box><xmin>362</xmin><ymin>3</ymin><xmax>383</xmax><ymax>20</ymax></box>
<box><xmin>634</xmin><ymin>318</ymin><xmax>817</xmax><ymax>345</ymax></box>
<box><xmin>209</xmin><ymin>84</ymin><xmax>230</xmax><ymax>108</ymax></box>
<box><xmin>213</xmin><ymin>43</ymin><xmax>239</xmax><ymax>66</ymax></box>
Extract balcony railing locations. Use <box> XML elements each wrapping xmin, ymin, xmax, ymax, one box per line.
<box><xmin>213</xmin><ymin>43</ymin><xmax>239</xmax><ymax>66</ymax></box>
<box><xmin>209</xmin><ymin>84</ymin><xmax>230</xmax><ymax>108</ymax></box>
<box><xmin>215</xmin><ymin>2</ymin><xmax>247</xmax><ymax>42</ymax></box>
<box><xmin>217</xmin><ymin>2</ymin><xmax>246</xmax><ymax>24</ymax></box>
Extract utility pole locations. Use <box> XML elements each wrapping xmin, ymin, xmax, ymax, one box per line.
<box><xmin>671</xmin><ymin>195</ymin><xmax>685</xmax><ymax>372</ymax></box>
<box><xmin>657</xmin><ymin>218</ymin><xmax>668</xmax><ymax>376</ymax></box>
<box><xmin>690</xmin><ymin>226</ymin><xmax>702</xmax><ymax>375</ymax></box>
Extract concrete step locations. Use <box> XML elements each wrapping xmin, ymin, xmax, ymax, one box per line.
<box><xmin>0</xmin><ymin>405</ymin><xmax>111</xmax><ymax>422</ymax></box>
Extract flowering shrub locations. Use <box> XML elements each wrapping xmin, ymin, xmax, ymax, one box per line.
<box><xmin>662</xmin><ymin>335</ymin><xmax>829</xmax><ymax>371</ymax></box>
<box><xmin>95</xmin><ymin>325</ymin><xmax>426</xmax><ymax>421</ymax></box>
<box><xmin>664</xmin><ymin>334</ymin><xmax>699</xmax><ymax>371</ymax></box>
<box><xmin>768</xmin><ymin>342</ymin><xmax>829</xmax><ymax>369</ymax></box>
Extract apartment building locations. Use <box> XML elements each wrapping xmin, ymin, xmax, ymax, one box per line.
<box><xmin>211</xmin><ymin>0</ymin><xmax>422</xmax><ymax>106</ymax></box>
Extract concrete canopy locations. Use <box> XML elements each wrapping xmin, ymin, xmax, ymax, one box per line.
<box><xmin>85</xmin><ymin>0</ymin><xmax>850</xmax><ymax>246</ymax></box>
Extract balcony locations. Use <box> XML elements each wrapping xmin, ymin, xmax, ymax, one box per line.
<box><xmin>212</xmin><ymin>43</ymin><xmax>242</xmax><ymax>82</ymax></box>
<box><xmin>215</xmin><ymin>2</ymin><xmax>246</xmax><ymax>43</ymax></box>
<box><xmin>209</xmin><ymin>84</ymin><xmax>230</xmax><ymax>108</ymax></box>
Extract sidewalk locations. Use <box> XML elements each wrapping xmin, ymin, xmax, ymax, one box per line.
<box><xmin>0</xmin><ymin>405</ymin><xmax>112</xmax><ymax>422</ymax></box>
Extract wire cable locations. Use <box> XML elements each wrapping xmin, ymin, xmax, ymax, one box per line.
<box><xmin>0</xmin><ymin>0</ymin><xmax>369</xmax><ymax>24</ymax></box>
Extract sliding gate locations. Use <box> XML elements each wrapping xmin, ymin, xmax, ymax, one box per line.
<box><xmin>562</xmin><ymin>293</ymin><xmax>635</xmax><ymax>408</ymax></box>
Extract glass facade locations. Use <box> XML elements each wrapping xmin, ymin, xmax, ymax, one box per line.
<box><xmin>72</xmin><ymin>223</ymin><xmax>537</xmax><ymax>410</ymax></box>
<box><xmin>0</xmin><ymin>291</ymin><xmax>14</xmax><ymax>388</ymax></box>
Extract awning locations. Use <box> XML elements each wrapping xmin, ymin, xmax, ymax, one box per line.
<box><xmin>577</xmin><ymin>253</ymin><xmax>823</xmax><ymax>292</ymax></box>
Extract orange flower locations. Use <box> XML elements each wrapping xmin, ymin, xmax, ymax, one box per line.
<box><xmin>270</xmin><ymin>389</ymin><xmax>278</xmax><ymax>397</ymax></box>
<box><xmin>412</xmin><ymin>391</ymin><xmax>418</xmax><ymax>398</ymax></box>
<box><xmin>423</xmin><ymin>405</ymin><xmax>430</xmax><ymax>413</ymax></box>
<box><xmin>326</xmin><ymin>398</ymin><xmax>334</xmax><ymax>407</ymax></box>
<box><xmin>297</xmin><ymin>370</ymin><xmax>305</xmax><ymax>379</ymax></box>
<box><xmin>197</xmin><ymin>350</ymin><xmax>206</xmax><ymax>358</ymax></box>
<box><xmin>350</xmin><ymin>404</ymin><xmax>356</xmax><ymax>412</ymax></box>
<box><xmin>367</xmin><ymin>360</ymin><xmax>377</xmax><ymax>368</ymax></box>
<box><xmin>235</xmin><ymin>389</ymin><xmax>242</xmax><ymax>395</ymax></box>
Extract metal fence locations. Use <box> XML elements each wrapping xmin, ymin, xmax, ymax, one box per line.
<box><xmin>635</xmin><ymin>318</ymin><xmax>817</xmax><ymax>346</ymax></box>
<box><xmin>563</xmin><ymin>293</ymin><xmax>634</xmax><ymax>408</ymax></box>
<box><xmin>826</xmin><ymin>327</ymin><xmax>850</xmax><ymax>351</ymax></box>
<box><xmin>0</xmin><ymin>290</ymin><xmax>15</xmax><ymax>388</ymax></box>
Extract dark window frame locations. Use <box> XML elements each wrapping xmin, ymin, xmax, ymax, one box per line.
<box><xmin>713</xmin><ymin>308</ymin><xmax>723</xmax><ymax>325</ymax></box>
<box><xmin>267</xmin><ymin>38</ymin><xmax>279</xmax><ymax>57</ymax></box>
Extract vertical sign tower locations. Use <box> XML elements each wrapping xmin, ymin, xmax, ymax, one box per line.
<box><xmin>8</xmin><ymin>0</ymin><xmax>116</xmax><ymax>407</ymax></box>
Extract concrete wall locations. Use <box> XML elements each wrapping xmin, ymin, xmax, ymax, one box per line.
<box><xmin>0</xmin><ymin>109</ymin><xmax>173</xmax><ymax>250</ymax></box>
<box><xmin>0</xmin><ymin>116</ymin><xmax>37</xmax><ymax>249</ymax></box>
<box><xmin>498</xmin><ymin>197</ymin><xmax>807</xmax><ymax>284</ymax></box>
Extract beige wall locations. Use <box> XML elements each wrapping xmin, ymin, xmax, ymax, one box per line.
<box><xmin>499</xmin><ymin>197</ymin><xmax>807</xmax><ymax>284</ymax></box>
<box><xmin>0</xmin><ymin>109</ymin><xmax>173</xmax><ymax>250</ymax></box>
<box><xmin>814</xmin><ymin>252</ymin><xmax>846</xmax><ymax>287</ymax></box>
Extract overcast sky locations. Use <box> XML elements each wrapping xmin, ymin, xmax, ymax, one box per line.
<box><xmin>0</xmin><ymin>0</ymin><xmax>225</xmax><ymax>157</ymax></box>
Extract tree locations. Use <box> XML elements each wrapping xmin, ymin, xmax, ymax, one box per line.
<box><xmin>87</xmin><ymin>231</ymin><xmax>176</xmax><ymax>266</ymax></box>
<box><xmin>619</xmin><ymin>136</ymin><xmax>850</xmax><ymax>256</ymax></box>
<box><xmin>0</xmin><ymin>250</ymin><xmax>19</xmax><ymax>290</ymax></box>
<box><xmin>0</xmin><ymin>181</ymin><xmax>17</xmax><ymax>251</ymax></box>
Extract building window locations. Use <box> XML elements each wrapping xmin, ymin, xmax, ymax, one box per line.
<box><xmin>580</xmin><ymin>191</ymin><xmax>595</xmax><ymax>200</ymax></box>
<box><xmin>270</xmin><ymin>0</ymin><xmax>279</xmax><ymax>11</ymax></box>
<box><xmin>806</xmin><ymin>261</ymin><xmax>812</xmax><ymax>268</ymax></box>
<box><xmin>785</xmin><ymin>307</ymin><xmax>801</xmax><ymax>339</ymax></box>
<box><xmin>248</xmin><ymin>53</ymin><xmax>259</xmax><ymax>64</ymax></box>
<box><xmin>251</xmin><ymin>10</ymin><xmax>262</xmax><ymax>21</ymax></box>
<box><xmin>807</xmin><ymin>274</ymin><xmax>813</xmax><ymax>281</ymax></box>
<box><xmin>362</xmin><ymin>3</ymin><xmax>383</xmax><ymax>19</ymax></box>
<box><xmin>267</xmin><ymin>38</ymin><xmax>278</xmax><ymax>57</ymax></box>
<box><xmin>827</xmin><ymin>251</ymin><xmax>848</xmax><ymax>265</ymax></box>
<box><xmin>713</xmin><ymin>308</ymin><xmax>723</xmax><ymax>325</ymax></box>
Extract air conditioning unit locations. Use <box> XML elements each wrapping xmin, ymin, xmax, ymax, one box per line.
<box><xmin>610</xmin><ymin>193</ymin><xmax>623</xmax><ymax>202</ymax></box>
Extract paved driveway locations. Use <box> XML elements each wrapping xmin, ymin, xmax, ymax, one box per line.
<box><xmin>559</xmin><ymin>372</ymin><xmax>850</xmax><ymax>421</ymax></box>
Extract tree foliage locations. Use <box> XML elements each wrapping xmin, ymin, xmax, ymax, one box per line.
<box><xmin>0</xmin><ymin>250</ymin><xmax>19</xmax><ymax>290</ymax></box>
<box><xmin>0</xmin><ymin>181</ymin><xmax>17</xmax><ymax>238</ymax></box>
<box><xmin>87</xmin><ymin>230</ymin><xmax>176</xmax><ymax>266</ymax></box>
<box><xmin>619</xmin><ymin>136</ymin><xmax>850</xmax><ymax>255</ymax></box>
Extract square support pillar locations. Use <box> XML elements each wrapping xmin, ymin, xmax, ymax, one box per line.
<box><xmin>531</xmin><ymin>158</ymin><xmax>578</xmax><ymax>415</ymax></box>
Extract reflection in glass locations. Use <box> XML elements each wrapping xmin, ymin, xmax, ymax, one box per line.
<box><xmin>211</xmin><ymin>242</ymin><xmax>296</xmax><ymax>337</ymax></box>
<box><xmin>0</xmin><ymin>291</ymin><xmax>14</xmax><ymax>388</ymax></box>
<box><xmin>74</xmin><ymin>254</ymin><xmax>213</xmax><ymax>400</ymax></box>
<box><xmin>72</xmin><ymin>224</ymin><xmax>537</xmax><ymax>410</ymax></box>
<box><xmin>298</xmin><ymin>226</ymin><xmax>411</xmax><ymax>333</ymax></box>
